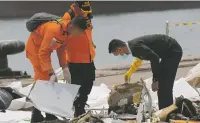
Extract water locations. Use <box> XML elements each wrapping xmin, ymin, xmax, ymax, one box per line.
<box><xmin>1</xmin><ymin>8</ymin><xmax>200</xmax><ymax>76</ymax></box>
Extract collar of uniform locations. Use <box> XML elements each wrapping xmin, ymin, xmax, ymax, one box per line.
<box><xmin>126</xmin><ymin>42</ymin><xmax>132</xmax><ymax>55</ymax></box>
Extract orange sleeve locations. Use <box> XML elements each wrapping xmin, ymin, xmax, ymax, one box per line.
<box><xmin>62</xmin><ymin>12</ymin><xmax>72</xmax><ymax>20</ymax></box>
<box><xmin>56</xmin><ymin>44</ymin><xmax>68</xmax><ymax>67</ymax></box>
<box><xmin>38</xmin><ymin>23</ymin><xmax>59</xmax><ymax>72</ymax></box>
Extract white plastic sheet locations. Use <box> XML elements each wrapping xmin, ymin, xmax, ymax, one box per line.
<box><xmin>142</xmin><ymin>77</ymin><xmax>200</xmax><ymax>113</ymax></box>
<box><xmin>6</xmin><ymin>81</ymin><xmax>23</xmax><ymax>91</ymax></box>
<box><xmin>87</xmin><ymin>83</ymin><xmax>110</xmax><ymax>109</ymax></box>
<box><xmin>29</xmin><ymin>80</ymin><xmax>80</xmax><ymax>118</ymax></box>
<box><xmin>0</xmin><ymin>110</ymin><xmax>31</xmax><ymax>123</ymax></box>
<box><xmin>0</xmin><ymin>82</ymin><xmax>112</xmax><ymax>122</ymax></box>
<box><xmin>8</xmin><ymin>97</ymin><xmax>32</xmax><ymax>111</ymax></box>
<box><xmin>102</xmin><ymin>118</ymin><xmax>124</xmax><ymax>123</ymax></box>
<box><xmin>173</xmin><ymin>78</ymin><xmax>199</xmax><ymax>98</ymax></box>
<box><xmin>7</xmin><ymin>82</ymin><xmax>33</xmax><ymax>110</ymax></box>
<box><xmin>144</xmin><ymin>77</ymin><xmax>199</xmax><ymax>101</ymax></box>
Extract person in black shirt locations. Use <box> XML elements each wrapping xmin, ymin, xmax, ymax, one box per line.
<box><xmin>108</xmin><ymin>34</ymin><xmax>183</xmax><ymax>109</ymax></box>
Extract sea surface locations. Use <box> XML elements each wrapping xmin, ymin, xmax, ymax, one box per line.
<box><xmin>1</xmin><ymin>8</ymin><xmax>200</xmax><ymax>76</ymax></box>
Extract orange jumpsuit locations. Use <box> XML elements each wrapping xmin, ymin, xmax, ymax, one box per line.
<box><xmin>62</xmin><ymin>12</ymin><xmax>96</xmax><ymax>63</ymax></box>
<box><xmin>25</xmin><ymin>19</ymin><xmax>70</xmax><ymax>80</ymax></box>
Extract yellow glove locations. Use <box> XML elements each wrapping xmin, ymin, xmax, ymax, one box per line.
<box><xmin>124</xmin><ymin>57</ymin><xmax>143</xmax><ymax>83</ymax></box>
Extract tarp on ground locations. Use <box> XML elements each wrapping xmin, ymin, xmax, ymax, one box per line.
<box><xmin>0</xmin><ymin>82</ymin><xmax>111</xmax><ymax>122</ymax></box>
<box><xmin>2</xmin><ymin>80</ymin><xmax>81</xmax><ymax>118</ymax></box>
<box><xmin>0</xmin><ymin>110</ymin><xmax>31</xmax><ymax>123</ymax></box>
<box><xmin>4</xmin><ymin>81</ymin><xmax>110</xmax><ymax>118</ymax></box>
<box><xmin>29</xmin><ymin>81</ymin><xmax>80</xmax><ymax>118</ymax></box>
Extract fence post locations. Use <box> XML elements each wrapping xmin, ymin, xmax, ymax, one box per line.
<box><xmin>165</xmin><ymin>21</ymin><xmax>169</xmax><ymax>36</ymax></box>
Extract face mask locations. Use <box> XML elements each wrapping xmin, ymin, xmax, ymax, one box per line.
<box><xmin>119</xmin><ymin>54</ymin><xmax>129</xmax><ymax>60</ymax></box>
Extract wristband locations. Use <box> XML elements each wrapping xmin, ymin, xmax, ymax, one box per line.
<box><xmin>49</xmin><ymin>72</ymin><xmax>55</xmax><ymax>77</ymax></box>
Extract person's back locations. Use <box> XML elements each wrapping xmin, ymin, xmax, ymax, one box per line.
<box><xmin>25</xmin><ymin>20</ymin><xmax>69</xmax><ymax>80</ymax></box>
<box><xmin>128</xmin><ymin>34</ymin><xmax>181</xmax><ymax>58</ymax></box>
<box><xmin>26</xmin><ymin>20</ymin><xmax>67</xmax><ymax>52</ymax></box>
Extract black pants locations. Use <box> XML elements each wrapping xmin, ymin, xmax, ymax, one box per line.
<box><xmin>68</xmin><ymin>62</ymin><xmax>95</xmax><ymax>116</ymax></box>
<box><xmin>158</xmin><ymin>46</ymin><xmax>183</xmax><ymax>109</ymax></box>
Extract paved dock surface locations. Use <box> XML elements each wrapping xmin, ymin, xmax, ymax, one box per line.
<box><xmin>0</xmin><ymin>56</ymin><xmax>200</xmax><ymax>88</ymax></box>
<box><xmin>94</xmin><ymin>66</ymin><xmax>193</xmax><ymax>88</ymax></box>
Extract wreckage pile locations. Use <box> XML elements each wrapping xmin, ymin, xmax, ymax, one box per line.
<box><xmin>36</xmin><ymin>111</ymin><xmax>104</xmax><ymax>123</ymax></box>
<box><xmin>2</xmin><ymin>63</ymin><xmax>200</xmax><ymax>122</ymax></box>
<box><xmin>2</xmin><ymin>81</ymin><xmax>200</xmax><ymax>123</ymax></box>
<box><xmin>1</xmin><ymin>81</ymin><xmax>200</xmax><ymax>123</ymax></box>
<box><xmin>151</xmin><ymin>96</ymin><xmax>200</xmax><ymax>122</ymax></box>
<box><xmin>107</xmin><ymin>82</ymin><xmax>143</xmax><ymax>115</ymax></box>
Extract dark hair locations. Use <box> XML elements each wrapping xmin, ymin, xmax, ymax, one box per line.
<box><xmin>108</xmin><ymin>39</ymin><xmax>126</xmax><ymax>53</ymax></box>
<box><xmin>72</xmin><ymin>15</ymin><xmax>87</xmax><ymax>30</ymax></box>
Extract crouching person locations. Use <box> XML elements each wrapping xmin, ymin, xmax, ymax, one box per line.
<box><xmin>25</xmin><ymin>15</ymin><xmax>88</xmax><ymax>123</ymax></box>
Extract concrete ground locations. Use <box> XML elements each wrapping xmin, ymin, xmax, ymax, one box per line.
<box><xmin>0</xmin><ymin>56</ymin><xmax>199</xmax><ymax>87</ymax></box>
<box><xmin>94</xmin><ymin>66</ymin><xmax>193</xmax><ymax>88</ymax></box>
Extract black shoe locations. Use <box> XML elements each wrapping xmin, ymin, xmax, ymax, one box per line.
<box><xmin>81</xmin><ymin>108</ymin><xmax>86</xmax><ymax>114</ymax></box>
<box><xmin>74</xmin><ymin>106</ymin><xmax>86</xmax><ymax>118</ymax></box>
<box><xmin>31</xmin><ymin>108</ymin><xmax>44</xmax><ymax>123</ymax></box>
<box><xmin>74</xmin><ymin>106</ymin><xmax>82</xmax><ymax>118</ymax></box>
<box><xmin>45</xmin><ymin>113</ymin><xmax>58</xmax><ymax>121</ymax></box>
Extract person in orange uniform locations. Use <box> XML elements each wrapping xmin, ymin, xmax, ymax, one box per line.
<box><xmin>62</xmin><ymin>1</ymin><xmax>96</xmax><ymax>117</ymax></box>
<box><xmin>25</xmin><ymin>15</ymin><xmax>88</xmax><ymax>123</ymax></box>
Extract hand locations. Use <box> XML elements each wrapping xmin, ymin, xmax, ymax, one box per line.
<box><xmin>70</xmin><ymin>3</ymin><xmax>84</xmax><ymax>16</ymax></box>
<box><xmin>151</xmin><ymin>81</ymin><xmax>159</xmax><ymax>92</ymax></box>
<box><xmin>48</xmin><ymin>69</ymin><xmax>58</xmax><ymax>82</ymax></box>
<box><xmin>49</xmin><ymin>73</ymin><xmax>58</xmax><ymax>83</ymax></box>
<box><xmin>75</xmin><ymin>1</ymin><xmax>92</xmax><ymax>15</ymax></box>
<box><xmin>62</xmin><ymin>67</ymin><xmax>71</xmax><ymax>83</ymax></box>
<box><xmin>124</xmin><ymin>70</ymin><xmax>132</xmax><ymax>83</ymax></box>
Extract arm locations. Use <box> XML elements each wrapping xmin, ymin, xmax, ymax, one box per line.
<box><xmin>57</xmin><ymin>49</ymin><xmax>71</xmax><ymax>83</ymax></box>
<box><xmin>62</xmin><ymin>3</ymin><xmax>82</xmax><ymax>20</ymax></box>
<box><xmin>133</xmin><ymin>43</ymin><xmax>160</xmax><ymax>80</ymax></box>
<box><xmin>124</xmin><ymin>57</ymin><xmax>143</xmax><ymax>83</ymax></box>
<box><xmin>56</xmin><ymin>44</ymin><xmax>68</xmax><ymax>68</ymax></box>
<box><xmin>129</xmin><ymin>57</ymin><xmax>143</xmax><ymax>74</ymax></box>
<box><xmin>38</xmin><ymin>24</ymin><xmax>59</xmax><ymax>73</ymax></box>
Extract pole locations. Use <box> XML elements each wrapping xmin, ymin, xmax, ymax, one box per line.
<box><xmin>166</xmin><ymin>21</ymin><xmax>169</xmax><ymax>36</ymax></box>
